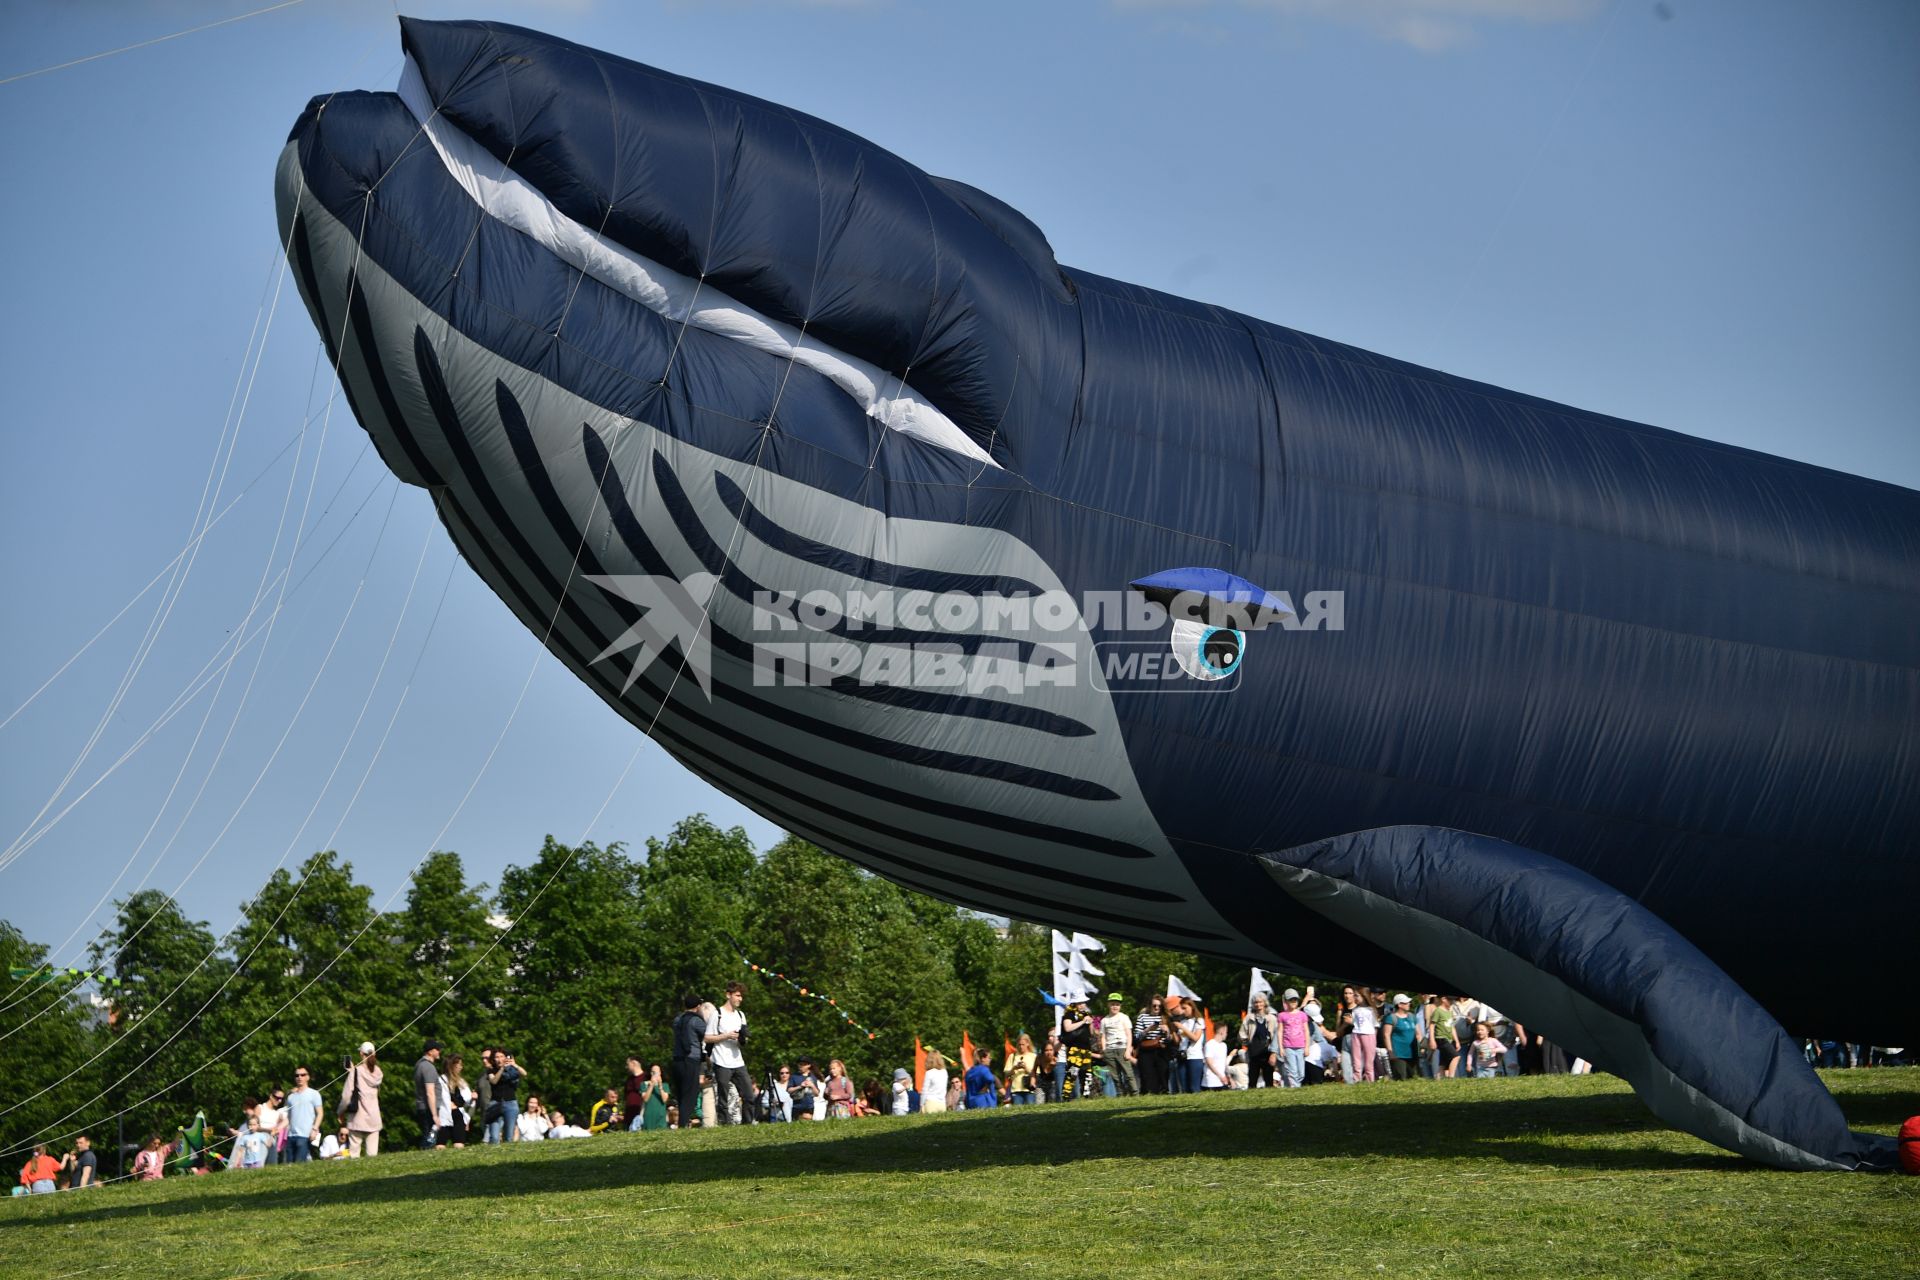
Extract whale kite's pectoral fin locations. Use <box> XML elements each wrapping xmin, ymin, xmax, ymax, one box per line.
<box><xmin>1261</xmin><ymin>825</ymin><xmax>1898</xmax><ymax>1172</ymax></box>
<box><xmin>1129</xmin><ymin>567</ymin><xmax>1294</xmax><ymax>631</ymax></box>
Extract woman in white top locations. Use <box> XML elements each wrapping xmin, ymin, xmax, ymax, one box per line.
<box><xmin>920</xmin><ymin>1053</ymin><xmax>950</xmax><ymax>1114</ymax></box>
<box><xmin>1348</xmin><ymin>989</ymin><xmax>1381</xmax><ymax>1083</ymax></box>
<box><xmin>517</xmin><ymin>1096</ymin><xmax>551</xmax><ymax>1141</ymax></box>
<box><xmin>1170</xmin><ymin>997</ymin><xmax>1208</xmax><ymax>1093</ymax></box>
<box><xmin>1202</xmin><ymin>1022</ymin><xmax>1231</xmax><ymax>1089</ymax></box>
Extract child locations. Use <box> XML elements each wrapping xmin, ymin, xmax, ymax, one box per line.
<box><xmin>964</xmin><ymin>1050</ymin><xmax>1000</xmax><ymax>1108</ymax></box>
<box><xmin>1468</xmin><ymin>1021</ymin><xmax>1509</xmax><ymax>1078</ymax></box>
<box><xmin>1276</xmin><ymin>989</ymin><xmax>1311</xmax><ymax>1088</ymax></box>
<box><xmin>1203</xmin><ymin>1021</ymin><xmax>1231</xmax><ymax>1089</ymax></box>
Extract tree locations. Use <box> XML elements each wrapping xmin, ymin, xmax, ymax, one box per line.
<box><xmin>86</xmin><ymin>890</ymin><xmax>235</xmax><ymax>1148</ymax></box>
<box><xmin>494</xmin><ymin>836</ymin><xmax>651</xmax><ymax>1119</ymax></box>
<box><xmin>0</xmin><ymin>922</ymin><xmax>106</xmax><ymax>1157</ymax></box>
<box><xmin>395</xmin><ymin>850</ymin><xmax>506</xmax><ymax>1063</ymax></box>
<box><xmin>740</xmin><ymin>837</ymin><xmax>969</xmax><ymax>1085</ymax></box>
<box><xmin>201</xmin><ymin>851</ymin><xmax>407</xmax><ymax>1117</ymax></box>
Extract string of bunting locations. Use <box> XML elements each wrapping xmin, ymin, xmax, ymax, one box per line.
<box><xmin>727</xmin><ymin>940</ymin><xmax>879</xmax><ymax>1041</ymax></box>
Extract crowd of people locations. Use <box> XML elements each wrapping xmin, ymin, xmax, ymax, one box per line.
<box><xmin>15</xmin><ymin>979</ymin><xmax>1905</xmax><ymax>1193</ymax></box>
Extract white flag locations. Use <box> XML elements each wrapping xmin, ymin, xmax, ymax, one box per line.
<box><xmin>1167</xmin><ymin>973</ymin><xmax>1199</xmax><ymax>1000</ymax></box>
<box><xmin>1050</xmin><ymin>928</ymin><xmax>1072</xmax><ymax>955</ymax></box>
<box><xmin>1248</xmin><ymin>967</ymin><xmax>1274</xmax><ymax>1010</ymax></box>
<box><xmin>1070</xmin><ymin>932</ymin><xmax>1105</xmax><ymax>952</ymax></box>
<box><xmin>1067</xmin><ymin>952</ymin><xmax>1105</xmax><ymax>978</ymax></box>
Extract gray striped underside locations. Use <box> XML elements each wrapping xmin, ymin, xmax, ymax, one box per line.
<box><xmin>282</xmin><ymin>158</ymin><xmax>1265</xmax><ymax>958</ymax></box>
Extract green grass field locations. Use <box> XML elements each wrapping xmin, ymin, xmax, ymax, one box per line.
<box><xmin>5</xmin><ymin>1070</ymin><xmax>1915</xmax><ymax>1279</ymax></box>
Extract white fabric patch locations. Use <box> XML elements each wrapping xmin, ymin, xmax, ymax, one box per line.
<box><xmin>396</xmin><ymin>58</ymin><xmax>996</xmax><ymax>467</ymax></box>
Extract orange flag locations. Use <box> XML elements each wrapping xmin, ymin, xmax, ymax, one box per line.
<box><xmin>1004</xmin><ymin>1036</ymin><xmax>1016</xmax><ymax>1066</ymax></box>
<box><xmin>914</xmin><ymin>1037</ymin><xmax>928</xmax><ymax>1093</ymax></box>
<box><xmin>1203</xmin><ymin>1007</ymin><xmax>1214</xmax><ymax>1044</ymax></box>
<box><xmin>960</xmin><ymin>1029</ymin><xmax>976</xmax><ymax>1069</ymax></box>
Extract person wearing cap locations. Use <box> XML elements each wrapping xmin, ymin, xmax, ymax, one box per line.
<box><xmin>1384</xmin><ymin>995</ymin><xmax>1422</xmax><ymax>1080</ymax></box>
<box><xmin>1059</xmin><ymin>999</ymin><xmax>1099</xmax><ymax>1101</ymax></box>
<box><xmin>890</xmin><ymin>1067</ymin><xmax>913</xmax><ymax>1115</ymax></box>
<box><xmin>1100</xmin><ymin>994</ymin><xmax>1138</xmax><ymax>1097</ymax></box>
<box><xmin>343</xmin><ymin>1041</ymin><xmax>384</xmax><ymax>1157</ymax></box>
<box><xmin>1276</xmin><ymin>989</ymin><xmax>1310</xmax><ymax>1088</ymax></box>
<box><xmin>1240</xmin><ymin>995</ymin><xmax>1280</xmax><ymax>1089</ymax></box>
<box><xmin>412</xmin><ymin>1039</ymin><xmax>444</xmax><ymax>1150</ymax></box>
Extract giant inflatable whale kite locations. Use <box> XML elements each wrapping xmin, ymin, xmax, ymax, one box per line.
<box><xmin>277</xmin><ymin>18</ymin><xmax>1914</xmax><ymax>1170</ymax></box>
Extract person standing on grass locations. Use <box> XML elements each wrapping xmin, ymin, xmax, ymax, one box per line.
<box><xmin>1385</xmin><ymin>995</ymin><xmax>1422</xmax><ymax>1081</ymax></box>
<box><xmin>1241</xmin><ymin>995</ymin><xmax>1280</xmax><ymax>1089</ymax></box>
<box><xmin>1004</xmin><ymin>1034</ymin><xmax>1040</xmax><ymax>1105</ymax></box>
<box><xmin>921</xmin><ymin>1051</ymin><xmax>950</xmax><ymax>1114</ymax></box>
<box><xmin>1101</xmin><ymin>994</ymin><xmax>1139</xmax><ymax>1097</ymax></box>
<box><xmin>344</xmin><ymin>1042</ymin><xmax>384</xmax><ymax>1157</ymax></box>
<box><xmin>1037</xmin><ymin>1031</ymin><xmax>1061</xmax><ymax>1102</ymax></box>
<box><xmin>1168</xmin><ymin>996</ymin><xmax>1208</xmax><ymax>1094</ymax></box>
<box><xmin>1059</xmin><ymin>1000</ymin><xmax>1099</xmax><ymax>1101</ymax></box>
<box><xmin>790</xmin><ymin>1057</ymin><xmax>822</xmax><ymax>1121</ymax></box>
<box><xmin>1275</xmin><ymin>990</ymin><xmax>1310</xmax><ymax>1088</ymax></box>
<box><xmin>1426</xmin><ymin>998</ymin><xmax>1458</xmax><ymax>1080</ymax></box>
<box><xmin>671</xmin><ymin>994</ymin><xmax>708</xmax><ymax>1129</ymax></box>
<box><xmin>489</xmin><ymin>1048</ymin><xmax>524</xmax><ymax>1142</ymax></box>
<box><xmin>623</xmin><ymin>1057</ymin><xmax>648</xmax><ymax>1132</ymax></box>
<box><xmin>705</xmin><ymin>981</ymin><xmax>755</xmax><ymax>1126</ymax></box>
<box><xmin>474</xmin><ymin>1049</ymin><xmax>496</xmax><ymax>1142</ymax></box>
<box><xmin>964</xmin><ymin>1049</ymin><xmax>1001</xmax><ymax>1108</ymax></box>
<box><xmin>19</xmin><ymin>1145</ymin><xmax>59</xmax><ymax>1194</ymax></box>
<box><xmin>639</xmin><ymin>1064</ymin><xmax>672</xmax><ymax>1130</ymax></box>
<box><xmin>824</xmin><ymin>1059</ymin><xmax>855</xmax><ymax>1118</ymax></box>
<box><xmin>413</xmin><ymin>1039</ymin><xmax>444</xmax><ymax>1150</ymax></box>
<box><xmin>1347</xmin><ymin>991</ymin><xmax>1380</xmax><ymax>1083</ymax></box>
<box><xmin>58</xmin><ymin>1136</ymin><xmax>96</xmax><ymax>1189</ymax></box>
<box><xmin>443</xmin><ymin>1056</ymin><xmax>472</xmax><ymax>1148</ymax></box>
<box><xmin>1133</xmin><ymin>995</ymin><xmax>1170</xmax><ymax>1096</ymax></box>
<box><xmin>1467</xmin><ymin>1021</ymin><xmax>1509</xmax><ymax>1078</ymax></box>
<box><xmin>1201</xmin><ymin>1020</ymin><xmax>1231</xmax><ymax>1090</ymax></box>
<box><xmin>254</xmin><ymin>1088</ymin><xmax>285</xmax><ymax>1166</ymax></box>
<box><xmin>283</xmin><ymin>1066</ymin><xmax>323</xmax><ymax>1162</ymax></box>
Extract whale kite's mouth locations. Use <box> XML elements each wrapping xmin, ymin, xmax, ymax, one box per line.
<box><xmin>395</xmin><ymin>58</ymin><xmax>997</xmax><ymax>470</ymax></box>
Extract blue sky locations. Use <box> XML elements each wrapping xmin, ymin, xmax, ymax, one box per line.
<box><xmin>2</xmin><ymin>0</ymin><xmax>1915</xmax><ymax>959</ymax></box>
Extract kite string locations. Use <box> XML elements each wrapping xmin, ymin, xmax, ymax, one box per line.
<box><xmin>0</xmin><ymin>0</ymin><xmax>308</xmax><ymax>87</ymax></box>
<box><xmin>0</xmin><ymin>128</ymin><xmax>638</xmax><ymax>1156</ymax></box>
<box><xmin>0</xmin><ymin>243</ymin><xmax>296</xmax><ymax>868</ymax></box>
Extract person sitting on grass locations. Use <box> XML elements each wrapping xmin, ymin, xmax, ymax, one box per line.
<box><xmin>965</xmin><ymin>1049</ymin><xmax>1001</xmax><ymax>1109</ymax></box>
<box><xmin>589</xmin><ymin>1087</ymin><xmax>622</xmax><ymax>1134</ymax></box>
<box><xmin>517</xmin><ymin>1096</ymin><xmax>551</xmax><ymax>1141</ymax></box>
<box><xmin>545</xmin><ymin>1110</ymin><xmax>592</xmax><ymax>1139</ymax></box>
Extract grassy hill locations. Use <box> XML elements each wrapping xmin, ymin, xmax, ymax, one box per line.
<box><xmin>3</xmin><ymin>1070</ymin><xmax>1914</xmax><ymax>1279</ymax></box>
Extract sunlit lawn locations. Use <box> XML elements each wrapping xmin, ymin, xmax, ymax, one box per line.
<box><xmin>4</xmin><ymin>1069</ymin><xmax>1915</xmax><ymax>1279</ymax></box>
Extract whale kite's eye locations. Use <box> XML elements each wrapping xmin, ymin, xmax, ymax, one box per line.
<box><xmin>1171</xmin><ymin>619</ymin><xmax>1242</xmax><ymax>681</ymax></box>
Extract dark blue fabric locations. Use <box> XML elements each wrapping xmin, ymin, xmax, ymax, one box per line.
<box><xmin>287</xmin><ymin>24</ymin><xmax>1918</xmax><ymax>1047</ymax></box>
<box><xmin>1265</xmin><ymin>826</ymin><xmax>1897</xmax><ymax>1171</ymax></box>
